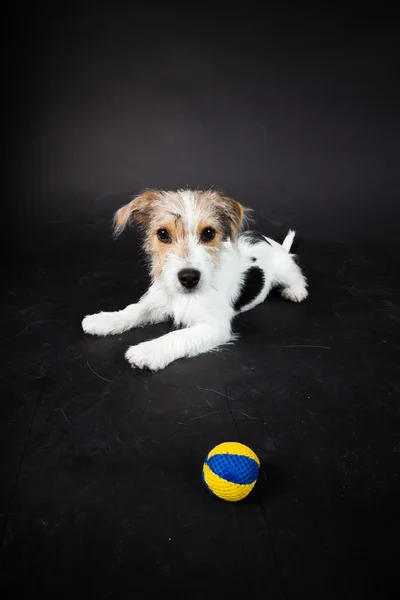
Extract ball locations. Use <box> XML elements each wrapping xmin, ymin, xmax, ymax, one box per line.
<box><xmin>202</xmin><ymin>442</ymin><xmax>260</xmax><ymax>502</ymax></box>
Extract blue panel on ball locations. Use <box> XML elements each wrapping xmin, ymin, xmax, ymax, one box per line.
<box><xmin>206</xmin><ymin>454</ymin><xmax>259</xmax><ymax>485</ymax></box>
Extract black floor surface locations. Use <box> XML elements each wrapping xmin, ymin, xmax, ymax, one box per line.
<box><xmin>1</xmin><ymin>227</ymin><xmax>399</xmax><ymax>598</ymax></box>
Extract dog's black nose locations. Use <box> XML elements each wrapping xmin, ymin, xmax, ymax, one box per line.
<box><xmin>178</xmin><ymin>268</ymin><xmax>201</xmax><ymax>289</ymax></box>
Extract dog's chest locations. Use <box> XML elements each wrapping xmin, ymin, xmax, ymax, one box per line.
<box><xmin>169</xmin><ymin>294</ymin><xmax>205</xmax><ymax>327</ymax></box>
<box><xmin>168</xmin><ymin>290</ymin><xmax>233</xmax><ymax>327</ymax></box>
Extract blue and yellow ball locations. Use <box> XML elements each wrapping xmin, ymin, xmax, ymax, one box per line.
<box><xmin>202</xmin><ymin>442</ymin><xmax>260</xmax><ymax>502</ymax></box>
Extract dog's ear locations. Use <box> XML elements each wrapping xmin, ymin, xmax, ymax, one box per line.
<box><xmin>113</xmin><ymin>190</ymin><xmax>159</xmax><ymax>237</ymax></box>
<box><xmin>219</xmin><ymin>195</ymin><xmax>244</xmax><ymax>238</ymax></box>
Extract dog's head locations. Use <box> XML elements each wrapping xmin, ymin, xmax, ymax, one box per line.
<box><xmin>113</xmin><ymin>189</ymin><xmax>245</xmax><ymax>294</ymax></box>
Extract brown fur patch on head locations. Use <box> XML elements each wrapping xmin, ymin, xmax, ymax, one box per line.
<box><xmin>194</xmin><ymin>216</ymin><xmax>224</xmax><ymax>265</ymax></box>
<box><xmin>113</xmin><ymin>190</ymin><xmax>159</xmax><ymax>237</ymax></box>
<box><xmin>220</xmin><ymin>195</ymin><xmax>244</xmax><ymax>233</ymax></box>
<box><xmin>196</xmin><ymin>191</ymin><xmax>244</xmax><ymax>240</ymax></box>
<box><xmin>149</xmin><ymin>215</ymin><xmax>188</xmax><ymax>277</ymax></box>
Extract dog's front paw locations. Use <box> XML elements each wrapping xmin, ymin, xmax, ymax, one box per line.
<box><xmin>125</xmin><ymin>341</ymin><xmax>168</xmax><ymax>372</ymax></box>
<box><xmin>82</xmin><ymin>312</ymin><xmax>122</xmax><ymax>336</ymax></box>
<box><xmin>281</xmin><ymin>284</ymin><xmax>308</xmax><ymax>303</ymax></box>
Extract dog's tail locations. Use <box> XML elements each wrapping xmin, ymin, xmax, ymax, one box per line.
<box><xmin>282</xmin><ymin>229</ymin><xmax>295</xmax><ymax>252</ymax></box>
<box><xmin>263</xmin><ymin>229</ymin><xmax>296</xmax><ymax>253</ymax></box>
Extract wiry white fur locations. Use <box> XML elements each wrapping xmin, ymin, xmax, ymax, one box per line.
<box><xmin>82</xmin><ymin>196</ymin><xmax>308</xmax><ymax>371</ymax></box>
<box><xmin>281</xmin><ymin>229</ymin><xmax>296</xmax><ymax>252</ymax></box>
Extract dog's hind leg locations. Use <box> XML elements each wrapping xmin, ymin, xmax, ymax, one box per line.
<box><xmin>263</xmin><ymin>231</ymin><xmax>308</xmax><ymax>303</ymax></box>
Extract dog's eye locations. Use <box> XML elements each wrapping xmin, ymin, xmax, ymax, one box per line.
<box><xmin>156</xmin><ymin>229</ymin><xmax>171</xmax><ymax>243</ymax></box>
<box><xmin>201</xmin><ymin>227</ymin><xmax>216</xmax><ymax>242</ymax></box>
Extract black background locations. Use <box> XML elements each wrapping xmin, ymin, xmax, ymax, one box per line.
<box><xmin>6</xmin><ymin>3</ymin><xmax>400</xmax><ymax>244</ymax></box>
<box><xmin>2</xmin><ymin>2</ymin><xmax>400</xmax><ymax>598</ymax></box>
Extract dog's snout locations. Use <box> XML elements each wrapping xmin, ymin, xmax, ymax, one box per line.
<box><xmin>178</xmin><ymin>268</ymin><xmax>200</xmax><ymax>289</ymax></box>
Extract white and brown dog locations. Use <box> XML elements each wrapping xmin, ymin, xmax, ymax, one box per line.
<box><xmin>82</xmin><ymin>189</ymin><xmax>308</xmax><ymax>371</ymax></box>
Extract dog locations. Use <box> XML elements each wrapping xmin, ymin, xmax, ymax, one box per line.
<box><xmin>82</xmin><ymin>189</ymin><xmax>308</xmax><ymax>371</ymax></box>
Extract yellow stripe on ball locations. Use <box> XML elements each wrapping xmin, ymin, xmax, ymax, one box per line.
<box><xmin>202</xmin><ymin>463</ymin><xmax>257</xmax><ymax>502</ymax></box>
<box><xmin>207</xmin><ymin>442</ymin><xmax>260</xmax><ymax>465</ymax></box>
